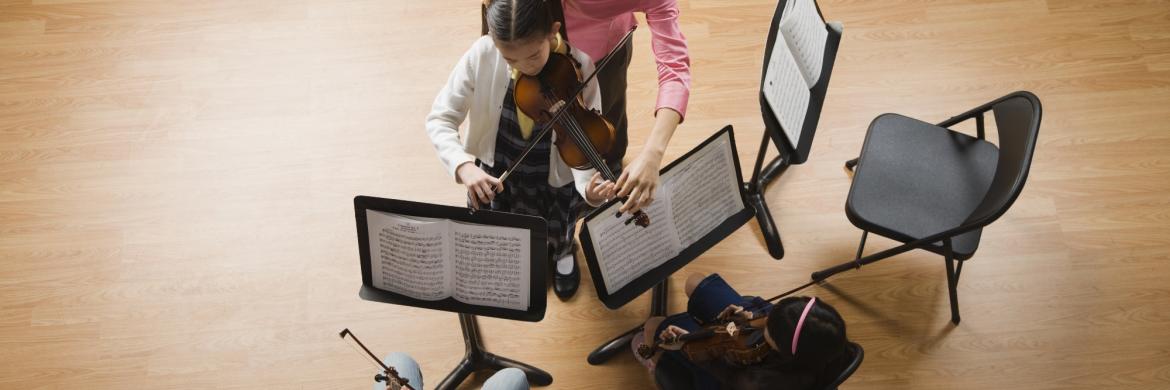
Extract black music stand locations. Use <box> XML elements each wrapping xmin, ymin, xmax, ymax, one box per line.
<box><xmin>354</xmin><ymin>196</ymin><xmax>553</xmax><ymax>389</ymax></box>
<box><xmin>585</xmin><ymin>127</ymin><xmax>754</xmax><ymax>364</ymax></box>
<box><xmin>747</xmin><ymin>0</ymin><xmax>842</xmax><ymax>259</ymax></box>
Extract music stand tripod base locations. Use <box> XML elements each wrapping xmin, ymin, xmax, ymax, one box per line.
<box><xmin>586</xmin><ymin>278</ymin><xmax>669</xmax><ymax>365</ymax></box>
<box><xmin>437</xmin><ymin>313</ymin><xmax>553</xmax><ymax>389</ymax></box>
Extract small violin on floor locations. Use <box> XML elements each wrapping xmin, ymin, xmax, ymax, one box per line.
<box><xmin>638</xmin><ymin>316</ymin><xmax>772</xmax><ymax>366</ymax></box>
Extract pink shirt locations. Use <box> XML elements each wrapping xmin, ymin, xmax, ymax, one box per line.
<box><xmin>563</xmin><ymin>0</ymin><xmax>691</xmax><ymax>121</ymax></box>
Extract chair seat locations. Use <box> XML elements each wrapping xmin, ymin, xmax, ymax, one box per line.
<box><xmin>846</xmin><ymin>114</ymin><xmax>1000</xmax><ymax>260</ymax></box>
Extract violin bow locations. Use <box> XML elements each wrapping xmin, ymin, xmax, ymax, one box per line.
<box><xmin>339</xmin><ymin>328</ymin><xmax>416</xmax><ymax>390</ymax></box>
<box><xmin>496</xmin><ymin>25</ymin><xmax>638</xmax><ymax>185</ymax></box>
<box><xmin>763</xmin><ymin>279</ymin><xmax>820</xmax><ymax>304</ymax></box>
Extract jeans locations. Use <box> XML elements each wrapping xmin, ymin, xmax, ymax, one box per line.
<box><xmin>373</xmin><ymin>352</ymin><xmax>529</xmax><ymax>390</ymax></box>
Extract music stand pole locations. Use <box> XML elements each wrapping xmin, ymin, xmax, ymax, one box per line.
<box><xmin>744</xmin><ymin>132</ymin><xmax>790</xmax><ymax>260</ymax></box>
<box><xmin>436</xmin><ymin>313</ymin><xmax>553</xmax><ymax>389</ymax></box>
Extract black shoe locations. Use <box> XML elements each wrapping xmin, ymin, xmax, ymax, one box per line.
<box><xmin>553</xmin><ymin>252</ymin><xmax>580</xmax><ymax>300</ymax></box>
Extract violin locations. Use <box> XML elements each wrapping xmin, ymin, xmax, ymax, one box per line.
<box><xmin>339</xmin><ymin>328</ymin><xmax>416</xmax><ymax>390</ymax></box>
<box><xmin>638</xmin><ymin>316</ymin><xmax>772</xmax><ymax>366</ymax></box>
<box><xmin>495</xmin><ymin>27</ymin><xmax>650</xmax><ymax>228</ymax></box>
<box><xmin>375</xmin><ymin>368</ymin><xmax>414</xmax><ymax>390</ymax></box>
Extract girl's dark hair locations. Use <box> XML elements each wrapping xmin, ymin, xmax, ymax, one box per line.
<box><xmin>485</xmin><ymin>0</ymin><xmax>555</xmax><ymax>43</ymax></box>
<box><xmin>766</xmin><ymin>296</ymin><xmax>848</xmax><ymax>371</ymax></box>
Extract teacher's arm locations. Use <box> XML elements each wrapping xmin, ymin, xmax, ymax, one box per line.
<box><xmin>616</xmin><ymin>0</ymin><xmax>692</xmax><ymax>214</ymax></box>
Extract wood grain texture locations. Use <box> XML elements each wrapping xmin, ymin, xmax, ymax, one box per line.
<box><xmin>3</xmin><ymin>0</ymin><xmax>1169</xmax><ymax>388</ymax></box>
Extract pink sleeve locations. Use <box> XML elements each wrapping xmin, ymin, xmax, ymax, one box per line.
<box><xmin>641</xmin><ymin>0</ymin><xmax>692</xmax><ymax>122</ymax></box>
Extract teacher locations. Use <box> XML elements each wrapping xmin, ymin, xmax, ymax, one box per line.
<box><xmin>478</xmin><ymin>0</ymin><xmax>693</xmax><ymax>299</ymax></box>
<box><xmin>560</xmin><ymin>0</ymin><xmax>692</xmax><ymax>299</ymax></box>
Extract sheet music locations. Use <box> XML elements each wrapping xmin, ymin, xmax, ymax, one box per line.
<box><xmin>663</xmin><ymin>132</ymin><xmax>745</xmax><ymax>248</ymax></box>
<box><xmin>778</xmin><ymin>0</ymin><xmax>828</xmax><ymax>87</ymax></box>
<box><xmin>763</xmin><ymin>0</ymin><xmax>828</xmax><ymax>149</ymax></box>
<box><xmin>763</xmin><ymin>43</ymin><xmax>811</xmax><ymax>147</ymax></box>
<box><xmin>586</xmin><ymin>130</ymin><xmax>747</xmax><ymax>295</ymax></box>
<box><xmin>450</xmin><ymin>221</ymin><xmax>531</xmax><ymax>311</ymax></box>
<box><xmin>586</xmin><ymin>188</ymin><xmax>682</xmax><ymax>294</ymax></box>
<box><xmin>367</xmin><ymin>210</ymin><xmax>451</xmax><ymax>301</ymax></box>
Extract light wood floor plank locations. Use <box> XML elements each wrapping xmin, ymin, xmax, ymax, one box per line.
<box><xmin>3</xmin><ymin>0</ymin><xmax>1170</xmax><ymax>388</ymax></box>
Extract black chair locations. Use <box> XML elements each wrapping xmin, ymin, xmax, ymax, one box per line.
<box><xmin>815</xmin><ymin>342</ymin><xmax>864</xmax><ymax>390</ymax></box>
<box><xmin>653</xmin><ymin>341</ymin><xmax>864</xmax><ymax>390</ymax></box>
<box><xmin>812</xmin><ymin>91</ymin><xmax>1043</xmax><ymax>325</ymax></box>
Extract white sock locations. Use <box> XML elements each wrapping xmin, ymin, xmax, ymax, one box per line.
<box><xmin>556</xmin><ymin>255</ymin><xmax>574</xmax><ymax>275</ymax></box>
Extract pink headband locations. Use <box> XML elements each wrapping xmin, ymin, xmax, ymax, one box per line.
<box><xmin>791</xmin><ymin>297</ymin><xmax>817</xmax><ymax>355</ymax></box>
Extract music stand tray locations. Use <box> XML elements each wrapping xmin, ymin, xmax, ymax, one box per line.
<box><xmin>747</xmin><ymin>0</ymin><xmax>843</xmax><ymax>259</ymax></box>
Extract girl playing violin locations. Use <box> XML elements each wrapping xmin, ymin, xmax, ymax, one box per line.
<box><xmin>425</xmin><ymin>0</ymin><xmax>615</xmax><ymax>299</ymax></box>
<box><xmin>636</xmin><ymin>273</ymin><xmax>851</xmax><ymax>390</ymax></box>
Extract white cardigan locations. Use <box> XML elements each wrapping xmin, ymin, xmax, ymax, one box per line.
<box><xmin>424</xmin><ymin>35</ymin><xmax>602</xmax><ymax>202</ymax></box>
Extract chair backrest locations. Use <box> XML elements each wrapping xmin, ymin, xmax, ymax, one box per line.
<box><xmin>815</xmin><ymin>342</ymin><xmax>865</xmax><ymax>390</ymax></box>
<box><xmin>960</xmin><ymin>91</ymin><xmax>1042</xmax><ymax>229</ymax></box>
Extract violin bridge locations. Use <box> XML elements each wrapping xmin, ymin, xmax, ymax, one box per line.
<box><xmin>725</xmin><ymin>322</ymin><xmax>740</xmax><ymax>337</ymax></box>
<box><xmin>549</xmin><ymin>100</ymin><xmax>566</xmax><ymax>114</ymax></box>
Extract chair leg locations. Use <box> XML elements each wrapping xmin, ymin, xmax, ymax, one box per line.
<box><xmin>943</xmin><ymin>240</ymin><xmax>961</xmax><ymax>325</ymax></box>
<box><xmin>955</xmin><ymin>259</ymin><xmax>964</xmax><ymax>282</ymax></box>
<box><xmin>854</xmin><ymin>231</ymin><xmax>868</xmax><ymax>260</ymax></box>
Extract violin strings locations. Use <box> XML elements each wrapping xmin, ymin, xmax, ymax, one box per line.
<box><xmin>564</xmin><ymin>102</ymin><xmax>611</xmax><ymax>180</ymax></box>
<box><xmin>563</xmin><ymin>115</ymin><xmax>613</xmax><ymax>180</ymax></box>
<box><xmin>539</xmin><ymin>92</ymin><xmax>615</xmax><ymax>181</ymax></box>
<box><xmin>539</xmin><ymin>90</ymin><xmax>648</xmax><ymax>224</ymax></box>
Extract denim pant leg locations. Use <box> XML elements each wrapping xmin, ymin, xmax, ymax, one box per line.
<box><xmin>373</xmin><ymin>352</ymin><xmax>423</xmax><ymax>390</ymax></box>
<box><xmin>482</xmin><ymin>368</ymin><xmax>529</xmax><ymax>390</ymax></box>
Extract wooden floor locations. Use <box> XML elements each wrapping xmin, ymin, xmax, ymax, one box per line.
<box><xmin>3</xmin><ymin>0</ymin><xmax>1170</xmax><ymax>388</ymax></box>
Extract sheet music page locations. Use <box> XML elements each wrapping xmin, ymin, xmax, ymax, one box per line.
<box><xmin>763</xmin><ymin>41</ymin><xmax>811</xmax><ymax>147</ymax></box>
<box><xmin>662</xmin><ymin>132</ymin><xmax>745</xmax><ymax>248</ymax></box>
<box><xmin>366</xmin><ymin>210</ymin><xmax>451</xmax><ymax>301</ymax></box>
<box><xmin>586</xmin><ymin>188</ymin><xmax>682</xmax><ymax>294</ymax></box>
<box><xmin>449</xmin><ymin>221</ymin><xmax>531</xmax><ymax>311</ymax></box>
<box><xmin>778</xmin><ymin>0</ymin><xmax>828</xmax><ymax>87</ymax></box>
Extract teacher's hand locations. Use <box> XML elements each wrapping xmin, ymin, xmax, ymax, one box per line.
<box><xmin>615</xmin><ymin>150</ymin><xmax>662</xmax><ymax>214</ymax></box>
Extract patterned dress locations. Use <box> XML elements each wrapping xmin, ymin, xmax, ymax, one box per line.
<box><xmin>478</xmin><ymin>82</ymin><xmax>584</xmax><ymax>262</ymax></box>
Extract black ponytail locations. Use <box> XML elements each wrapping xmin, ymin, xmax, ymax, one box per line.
<box><xmin>485</xmin><ymin>0</ymin><xmax>555</xmax><ymax>43</ymax></box>
<box><xmin>767</xmin><ymin>296</ymin><xmax>848</xmax><ymax>371</ymax></box>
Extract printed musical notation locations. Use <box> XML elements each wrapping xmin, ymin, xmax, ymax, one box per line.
<box><xmin>367</xmin><ymin>211</ymin><xmax>530</xmax><ymax>311</ymax></box>
<box><xmin>586</xmin><ymin>131</ymin><xmax>744</xmax><ymax>294</ymax></box>
<box><xmin>763</xmin><ymin>0</ymin><xmax>829</xmax><ymax>149</ymax></box>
